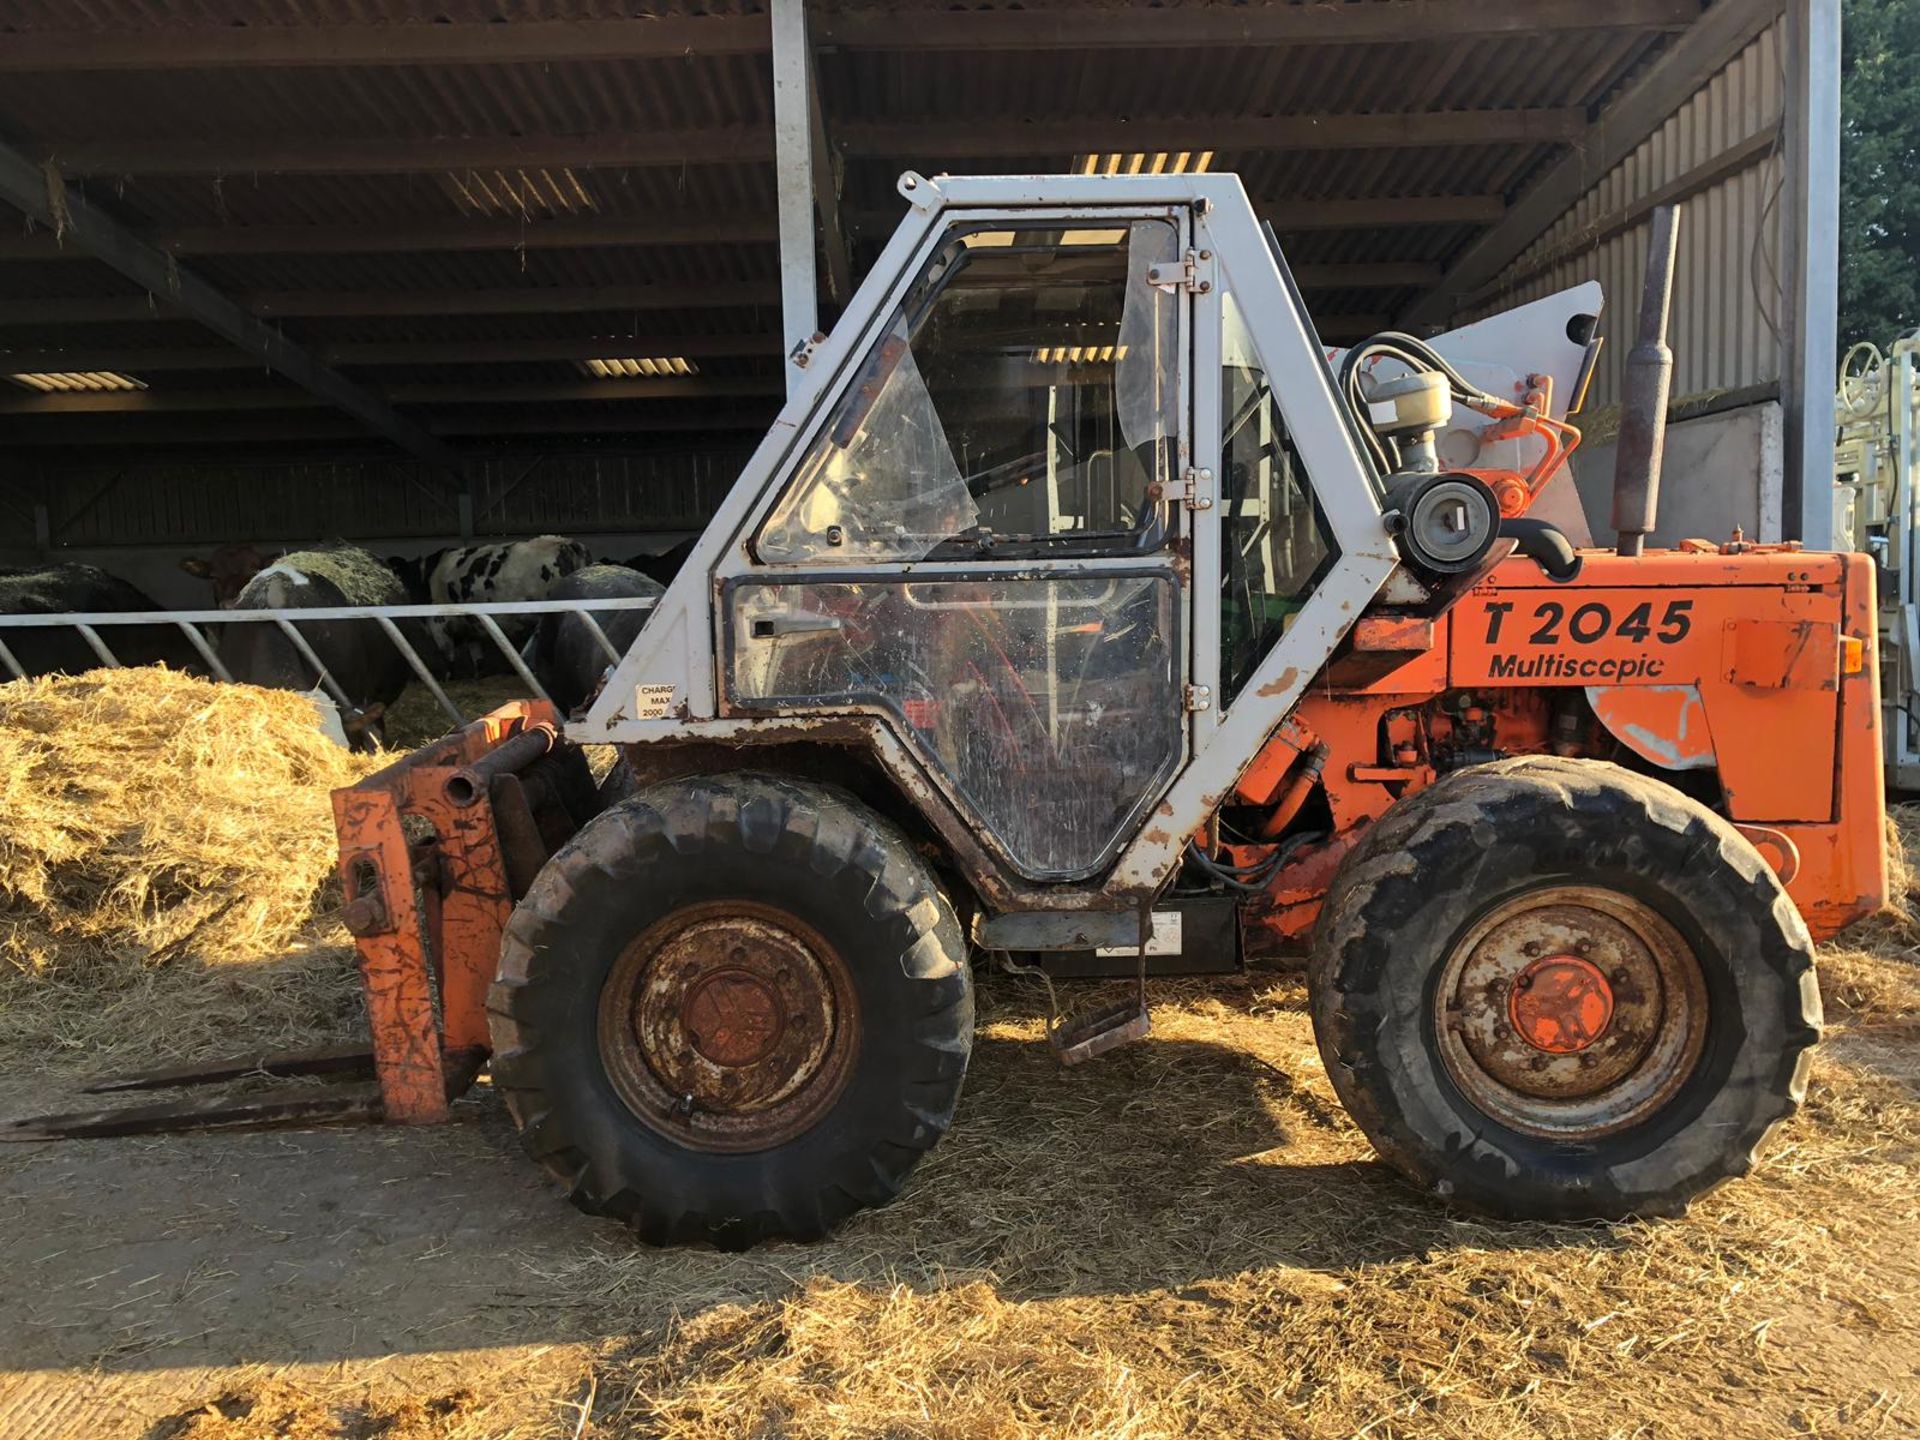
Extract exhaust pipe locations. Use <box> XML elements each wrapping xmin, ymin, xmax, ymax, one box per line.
<box><xmin>1611</xmin><ymin>203</ymin><xmax>1681</xmax><ymax>558</ymax></box>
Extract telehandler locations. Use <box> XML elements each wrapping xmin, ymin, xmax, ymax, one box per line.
<box><xmin>12</xmin><ymin>173</ymin><xmax>1885</xmax><ymax>1247</ymax></box>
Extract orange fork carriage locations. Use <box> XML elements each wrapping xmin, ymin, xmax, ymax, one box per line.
<box><xmin>331</xmin><ymin>700</ymin><xmax>599</xmax><ymax>1123</ymax></box>
<box><xmin>0</xmin><ymin>700</ymin><xmax>598</xmax><ymax>1142</ymax></box>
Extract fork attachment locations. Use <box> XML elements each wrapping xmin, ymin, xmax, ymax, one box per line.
<box><xmin>2</xmin><ymin>703</ymin><xmax>595</xmax><ymax>1143</ymax></box>
<box><xmin>331</xmin><ymin>700</ymin><xmax>598</xmax><ymax>1124</ymax></box>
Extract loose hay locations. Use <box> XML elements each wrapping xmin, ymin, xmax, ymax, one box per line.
<box><xmin>584</xmin><ymin>967</ymin><xmax>1920</xmax><ymax>1440</ymax></box>
<box><xmin>2</xmin><ymin>676</ymin><xmax>1917</xmax><ymax>1438</ymax></box>
<box><xmin>158</xmin><ymin>1381</ymin><xmax>478</xmax><ymax>1440</ymax></box>
<box><xmin>0</xmin><ymin>668</ymin><xmax>378</xmax><ymax>977</ymax></box>
<box><xmin>566</xmin><ymin>818</ymin><xmax>1920</xmax><ymax>1440</ymax></box>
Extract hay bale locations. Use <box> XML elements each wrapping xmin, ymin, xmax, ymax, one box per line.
<box><xmin>0</xmin><ymin>667</ymin><xmax>377</xmax><ymax>976</ymax></box>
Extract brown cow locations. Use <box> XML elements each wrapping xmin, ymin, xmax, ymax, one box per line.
<box><xmin>180</xmin><ymin>544</ymin><xmax>269</xmax><ymax>606</ymax></box>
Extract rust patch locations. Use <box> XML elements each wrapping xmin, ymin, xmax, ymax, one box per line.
<box><xmin>1433</xmin><ymin>886</ymin><xmax>1707</xmax><ymax>1137</ymax></box>
<box><xmin>1169</xmin><ymin>535</ymin><xmax>1193</xmax><ymax>586</ymax></box>
<box><xmin>1256</xmin><ymin>666</ymin><xmax>1302</xmax><ymax>699</ymax></box>
<box><xmin>599</xmin><ymin>899</ymin><xmax>859</xmax><ymax>1153</ymax></box>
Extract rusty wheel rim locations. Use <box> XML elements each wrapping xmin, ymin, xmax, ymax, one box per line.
<box><xmin>597</xmin><ymin>900</ymin><xmax>860</xmax><ymax>1153</ymax></box>
<box><xmin>1433</xmin><ymin>885</ymin><xmax>1708</xmax><ymax>1140</ymax></box>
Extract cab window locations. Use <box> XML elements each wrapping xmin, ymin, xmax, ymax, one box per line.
<box><xmin>1219</xmin><ymin>291</ymin><xmax>1337</xmax><ymax>702</ymax></box>
<box><xmin>757</xmin><ymin>220</ymin><xmax>1181</xmax><ymax>563</ymax></box>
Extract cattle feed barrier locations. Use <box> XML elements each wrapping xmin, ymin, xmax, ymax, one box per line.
<box><xmin>0</xmin><ymin>597</ymin><xmax>657</xmax><ymax>727</ymax></box>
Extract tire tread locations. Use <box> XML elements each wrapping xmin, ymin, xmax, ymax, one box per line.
<box><xmin>487</xmin><ymin>772</ymin><xmax>973</xmax><ymax>1246</ymax></box>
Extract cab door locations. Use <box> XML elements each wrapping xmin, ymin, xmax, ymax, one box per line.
<box><xmin>720</xmin><ymin>212</ymin><xmax>1193</xmax><ymax>882</ymax></box>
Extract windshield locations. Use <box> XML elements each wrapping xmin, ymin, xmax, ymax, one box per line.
<box><xmin>756</xmin><ymin>219</ymin><xmax>1181</xmax><ymax>564</ymax></box>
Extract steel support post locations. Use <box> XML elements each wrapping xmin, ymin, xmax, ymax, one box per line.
<box><xmin>1781</xmin><ymin>0</ymin><xmax>1842</xmax><ymax>547</ymax></box>
<box><xmin>771</xmin><ymin>0</ymin><xmax>820</xmax><ymax>390</ymax></box>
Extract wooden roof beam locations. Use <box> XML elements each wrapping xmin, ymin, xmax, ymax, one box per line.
<box><xmin>0</xmin><ymin>266</ymin><xmax>1417</xmax><ymax>327</ymax></box>
<box><xmin>0</xmin><ymin>283</ymin><xmax>784</xmax><ymax>325</ymax></box>
<box><xmin>0</xmin><ymin>335</ymin><xmax>786</xmax><ymax>372</ymax></box>
<box><xmin>0</xmin><ymin>377</ymin><xmax>789</xmax><ymax>415</ymax></box>
<box><xmin>0</xmin><ymin>196</ymin><xmax>1504</xmax><ymax>262</ymax></box>
<box><xmin>44</xmin><ymin>110</ymin><xmax>1582</xmax><ymax>178</ymax></box>
<box><xmin>0</xmin><ymin>214</ymin><xmax>781</xmax><ymax>260</ymax></box>
<box><xmin>0</xmin><ymin>145</ymin><xmax>450</xmax><ymax>464</ymax></box>
<box><xmin>1</xmin><ymin>412</ymin><xmax>778</xmax><ymax>446</ymax></box>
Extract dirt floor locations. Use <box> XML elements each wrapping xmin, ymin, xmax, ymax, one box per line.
<box><xmin>3</xmin><ymin>932</ymin><xmax>1918</xmax><ymax>1439</ymax></box>
<box><xmin>1</xmin><ymin>672</ymin><xmax>1916</xmax><ymax>1437</ymax></box>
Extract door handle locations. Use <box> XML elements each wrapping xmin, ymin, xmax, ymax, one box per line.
<box><xmin>750</xmin><ymin>610</ymin><xmax>844</xmax><ymax>638</ymax></box>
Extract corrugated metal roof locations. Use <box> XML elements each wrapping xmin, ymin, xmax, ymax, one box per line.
<box><xmin>0</xmin><ymin>0</ymin><xmax>766</xmax><ymax>26</ymax></box>
<box><xmin>0</xmin><ymin>0</ymin><xmax>1746</xmax><ymax>466</ymax></box>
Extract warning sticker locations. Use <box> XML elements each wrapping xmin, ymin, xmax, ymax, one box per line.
<box><xmin>1096</xmin><ymin>911</ymin><xmax>1183</xmax><ymax>957</ymax></box>
<box><xmin>633</xmin><ymin>683</ymin><xmax>678</xmax><ymax>720</ymax></box>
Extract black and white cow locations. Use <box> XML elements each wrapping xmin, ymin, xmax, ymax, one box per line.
<box><xmin>391</xmin><ymin>535</ymin><xmax>592</xmax><ymax>676</ymax></box>
<box><xmin>216</xmin><ymin>548</ymin><xmax>415</xmax><ymax>748</ymax></box>
<box><xmin>0</xmin><ymin>564</ymin><xmax>206</xmax><ymax>678</ymax></box>
<box><xmin>521</xmin><ymin>564</ymin><xmax>663</xmax><ymax>715</ymax></box>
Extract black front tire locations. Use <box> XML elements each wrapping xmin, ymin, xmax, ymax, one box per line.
<box><xmin>488</xmin><ymin>772</ymin><xmax>974</xmax><ymax>1246</ymax></box>
<box><xmin>1309</xmin><ymin>756</ymin><xmax>1822</xmax><ymax>1221</ymax></box>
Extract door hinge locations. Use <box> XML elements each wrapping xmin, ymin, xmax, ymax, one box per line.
<box><xmin>1157</xmin><ymin>467</ymin><xmax>1214</xmax><ymax>510</ymax></box>
<box><xmin>1146</xmin><ymin>247</ymin><xmax>1215</xmax><ymax>294</ymax></box>
<box><xmin>1185</xmin><ymin>684</ymin><xmax>1213</xmax><ymax>713</ymax></box>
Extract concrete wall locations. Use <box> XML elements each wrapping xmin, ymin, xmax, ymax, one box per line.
<box><xmin>1571</xmin><ymin>400</ymin><xmax>1784</xmax><ymax>548</ymax></box>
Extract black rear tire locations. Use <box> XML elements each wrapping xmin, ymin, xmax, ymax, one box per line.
<box><xmin>488</xmin><ymin>771</ymin><xmax>974</xmax><ymax>1246</ymax></box>
<box><xmin>1309</xmin><ymin>756</ymin><xmax>1821</xmax><ymax>1220</ymax></box>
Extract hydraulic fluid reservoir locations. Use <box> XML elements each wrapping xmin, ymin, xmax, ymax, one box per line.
<box><xmin>1365</xmin><ymin>371</ymin><xmax>1452</xmax><ymax>473</ymax></box>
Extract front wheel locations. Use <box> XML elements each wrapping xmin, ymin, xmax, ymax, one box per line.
<box><xmin>488</xmin><ymin>772</ymin><xmax>974</xmax><ymax>1247</ymax></box>
<box><xmin>1309</xmin><ymin>757</ymin><xmax>1822</xmax><ymax>1220</ymax></box>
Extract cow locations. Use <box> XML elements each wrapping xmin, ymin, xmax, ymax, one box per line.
<box><xmin>521</xmin><ymin>564</ymin><xmax>663</xmax><ymax>715</ymax></box>
<box><xmin>179</xmin><ymin>544</ymin><xmax>270</xmax><ymax>607</ymax></box>
<box><xmin>216</xmin><ymin>547</ymin><xmax>417</xmax><ymax>749</ymax></box>
<box><xmin>0</xmin><ymin>563</ymin><xmax>206</xmax><ymax>678</ymax></box>
<box><xmin>616</xmin><ymin>537</ymin><xmax>699</xmax><ymax>588</ymax></box>
<box><xmin>390</xmin><ymin>535</ymin><xmax>592</xmax><ymax>677</ymax></box>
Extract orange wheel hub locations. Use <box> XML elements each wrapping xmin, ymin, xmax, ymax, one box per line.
<box><xmin>1432</xmin><ymin>886</ymin><xmax>1708</xmax><ymax>1139</ymax></box>
<box><xmin>1508</xmin><ymin>955</ymin><xmax>1615</xmax><ymax>1054</ymax></box>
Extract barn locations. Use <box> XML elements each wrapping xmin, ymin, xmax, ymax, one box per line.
<box><xmin>10</xmin><ymin>9</ymin><xmax>1920</xmax><ymax>1440</ymax></box>
<box><xmin>0</xmin><ymin>0</ymin><xmax>1841</xmax><ymax>590</ymax></box>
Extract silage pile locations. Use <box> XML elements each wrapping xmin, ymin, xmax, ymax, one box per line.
<box><xmin>0</xmin><ymin>667</ymin><xmax>377</xmax><ymax>976</ymax></box>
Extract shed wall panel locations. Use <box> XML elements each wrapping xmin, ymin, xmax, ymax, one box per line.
<box><xmin>1476</xmin><ymin>19</ymin><xmax>1786</xmax><ymax>411</ymax></box>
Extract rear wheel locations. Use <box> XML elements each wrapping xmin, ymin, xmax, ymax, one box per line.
<box><xmin>488</xmin><ymin>772</ymin><xmax>973</xmax><ymax>1246</ymax></box>
<box><xmin>1309</xmin><ymin>756</ymin><xmax>1821</xmax><ymax>1220</ymax></box>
